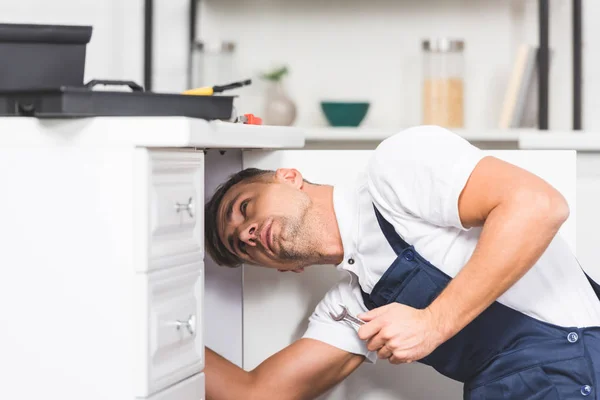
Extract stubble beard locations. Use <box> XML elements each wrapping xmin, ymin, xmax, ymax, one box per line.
<box><xmin>278</xmin><ymin>208</ymin><xmax>320</xmax><ymax>266</ymax></box>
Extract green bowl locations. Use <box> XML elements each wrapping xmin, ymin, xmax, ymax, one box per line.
<box><xmin>320</xmin><ymin>101</ymin><xmax>370</xmax><ymax>127</ymax></box>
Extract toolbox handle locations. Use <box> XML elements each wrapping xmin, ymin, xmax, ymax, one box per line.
<box><xmin>84</xmin><ymin>79</ymin><xmax>144</xmax><ymax>92</ymax></box>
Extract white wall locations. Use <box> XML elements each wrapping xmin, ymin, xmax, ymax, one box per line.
<box><xmin>0</xmin><ymin>0</ymin><xmax>190</xmax><ymax>93</ymax></box>
<box><xmin>2</xmin><ymin>0</ymin><xmax>598</xmax><ymax>131</ymax></box>
<box><xmin>0</xmin><ymin>0</ymin><xmax>145</xmax><ymax>87</ymax></box>
<box><xmin>200</xmin><ymin>0</ymin><xmax>521</xmax><ymax>130</ymax></box>
<box><xmin>198</xmin><ymin>0</ymin><xmax>586</xmax><ymax>131</ymax></box>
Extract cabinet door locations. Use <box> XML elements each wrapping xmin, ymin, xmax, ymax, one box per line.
<box><xmin>241</xmin><ymin>149</ymin><xmax>576</xmax><ymax>400</ymax></box>
<box><xmin>134</xmin><ymin>261</ymin><xmax>205</xmax><ymax>397</ymax></box>
<box><xmin>133</xmin><ymin>149</ymin><xmax>204</xmax><ymax>273</ymax></box>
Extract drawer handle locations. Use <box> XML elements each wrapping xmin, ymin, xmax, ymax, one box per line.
<box><xmin>173</xmin><ymin>315</ymin><xmax>196</xmax><ymax>336</ymax></box>
<box><xmin>174</xmin><ymin>197</ymin><xmax>194</xmax><ymax>218</ymax></box>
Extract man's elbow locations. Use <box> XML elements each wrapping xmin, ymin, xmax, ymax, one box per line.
<box><xmin>246</xmin><ymin>372</ymin><xmax>297</xmax><ymax>400</ymax></box>
<box><xmin>515</xmin><ymin>187</ymin><xmax>570</xmax><ymax>228</ymax></box>
<box><xmin>543</xmin><ymin>189</ymin><xmax>570</xmax><ymax>228</ymax></box>
<box><xmin>245</xmin><ymin>371</ymin><xmax>265</xmax><ymax>400</ymax></box>
<box><xmin>552</xmin><ymin>192</ymin><xmax>570</xmax><ymax>226</ymax></box>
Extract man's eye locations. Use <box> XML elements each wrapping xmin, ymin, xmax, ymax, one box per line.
<box><xmin>239</xmin><ymin>241</ymin><xmax>248</xmax><ymax>255</ymax></box>
<box><xmin>240</xmin><ymin>200</ymin><xmax>249</xmax><ymax>217</ymax></box>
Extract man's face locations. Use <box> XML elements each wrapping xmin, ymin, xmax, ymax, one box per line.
<box><xmin>217</xmin><ymin>169</ymin><xmax>319</xmax><ymax>271</ymax></box>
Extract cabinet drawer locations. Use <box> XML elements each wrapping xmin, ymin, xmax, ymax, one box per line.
<box><xmin>139</xmin><ymin>372</ymin><xmax>205</xmax><ymax>400</ymax></box>
<box><xmin>134</xmin><ymin>149</ymin><xmax>204</xmax><ymax>272</ymax></box>
<box><xmin>134</xmin><ymin>261</ymin><xmax>204</xmax><ymax>397</ymax></box>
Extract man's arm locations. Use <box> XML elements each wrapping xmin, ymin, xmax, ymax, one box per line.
<box><xmin>205</xmin><ymin>338</ymin><xmax>364</xmax><ymax>400</ymax></box>
<box><xmin>429</xmin><ymin>155</ymin><xmax>569</xmax><ymax>339</ymax></box>
<box><xmin>358</xmin><ymin>155</ymin><xmax>570</xmax><ymax>362</ymax></box>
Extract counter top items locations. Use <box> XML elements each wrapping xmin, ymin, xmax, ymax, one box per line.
<box><xmin>183</xmin><ymin>78</ymin><xmax>252</xmax><ymax>96</ymax></box>
<box><xmin>499</xmin><ymin>45</ymin><xmax>554</xmax><ymax>129</ymax></box>
<box><xmin>0</xmin><ymin>22</ymin><xmax>92</xmax><ymax>91</ymax></box>
<box><xmin>233</xmin><ymin>113</ymin><xmax>263</xmax><ymax>125</ymax></box>
<box><xmin>320</xmin><ymin>101</ymin><xmax>370</xmax><ymax>127</ymax></box>
<box><xmin>0</xmin><ymin>80</ymin><xmax>235</xmax><ymax>120</ymax></box>
<box><xmin>0</xmin><ymin>23</ymin><xmax>236</xmax><ymax>120</ymax></box>
<box><xmin>189</xmin><ymin>40</ymin><xmax>237</xmax><ymax>89</ymax></box>
<box><xmin>422</xmin><ymin>38</ymin><xmax>465</xmax><ymax>128</ymax></box>
<box><xmin>261</xmin><ymin>66</ymin><xmax>297</xmax><ymax>126</ymax></box>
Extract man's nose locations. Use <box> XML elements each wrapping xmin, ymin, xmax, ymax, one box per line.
<box><xmin>239</xmin><ymin>222</ymin><xmax>259</xmax><ymax>246</ymax></box>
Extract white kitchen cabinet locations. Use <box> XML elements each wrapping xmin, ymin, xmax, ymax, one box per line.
<box><xmin>0</xmin><ymin>117</ymin><xmax>303</xmax><ymax>400</ymax></box>
<box><xmin>134</xmin><ymin>149</ymin><xmax>205</xmax><ymax>272</ymax></box>
<box><xmin>241</xmin><ymin>149</ymin><xmax>577</xmax><ymax>400</ymax></box>
<box><xmin>519</xmin><ymin>133</ymin><xmax>600</xmax><ymax>284</ymax></box>
<box><xmin>144</xmin><ymin>373</ymin><xmax>205</xmax><ymax>400</ymax></box>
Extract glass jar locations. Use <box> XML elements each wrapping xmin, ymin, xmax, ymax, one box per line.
<box><xmin>422</xmin><ymin>38</ymin><xmax>465</xmax><ymax>128</ymax></box>
<box><xmin>190</xmin><ymin>40</ymin><xmax>236</xmax><ymax>88</ymax></box>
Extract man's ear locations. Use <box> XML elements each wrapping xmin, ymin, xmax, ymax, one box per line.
<box><xmin>274</xmin><ymin>168</ymin><xmax>303</xmax><ymax>188</ymax></box>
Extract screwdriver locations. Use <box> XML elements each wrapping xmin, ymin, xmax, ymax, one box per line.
<box><xmin>183</xmin><ymin>79</ymin><xmax>252</xmax><ymax>96</ymax></box>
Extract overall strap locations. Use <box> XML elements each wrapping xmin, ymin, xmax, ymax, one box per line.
<box><xmin>585</xmin><ymin>272</ymin><xmax>600</xmax><ymax>300</ymax></box>
<box><xmin>373</xmin><ymin>204</ymin><xmax>411</xmax><ymax>255</ymax></box>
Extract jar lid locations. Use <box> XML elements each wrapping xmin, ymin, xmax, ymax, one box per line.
<box><xmin>422</xmin><ymin>38</ymin><xmax>464</xmax><ymax>52</ymax></box>
<box><xmin>192</xmin><ymin>40</ymin><xmax>236</xmax><ymax>53</ymax></box>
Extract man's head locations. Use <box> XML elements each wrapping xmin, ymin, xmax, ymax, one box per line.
<box><xmin>205</xmin><ymin>167</ymin><xmax>338</xmax><ymax>271</ymax></box>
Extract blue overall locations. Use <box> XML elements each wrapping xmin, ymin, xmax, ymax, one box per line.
<box><xmin>361</xmin><ymin>205</ymin><xmax>600</xmax><ymax>399</ymax></box>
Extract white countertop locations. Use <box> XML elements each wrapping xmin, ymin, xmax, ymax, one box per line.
<box><xmin>305</xmin><ymin>127</ymin><xmax>600</xmax><ymax>151</ymax></box>
<box><xmin>519</xmin><ymin>132</ymin><xmax>600</xmax><ymax>151</ymax></box>
<box><xmin>303</xmin><ymin>127</ymin><xmax>524</xmax><ymax>142</ymax></box>
<box><xmin>0</xmin><ymin>117</ymin><xmax>305</xmax><ymax>148</ymax></box>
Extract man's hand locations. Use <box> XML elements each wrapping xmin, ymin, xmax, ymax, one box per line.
<box><xmin>355</xmin><ymin>156</ymin><xmax>569</xmax><ymax>369</ymax></box>
<box><xmin>356</xmin><ymin>303</ymin><xmax>445</xmax><ymax>364</ymax></box>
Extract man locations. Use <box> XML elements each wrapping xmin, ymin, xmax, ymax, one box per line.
<box><xmin>203</xmin><ymin>126</ymin><xmax>600</xmax><ymax>399</ymax></box>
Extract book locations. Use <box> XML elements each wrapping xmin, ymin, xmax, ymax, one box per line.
<box><xmin>499</xmin><ymin>44</ymin><xmax>553</xmax><ymax>129</ymax></box>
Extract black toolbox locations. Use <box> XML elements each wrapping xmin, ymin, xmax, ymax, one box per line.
<box><xmin>0</xmin><ymin>23</ymin><xmax>235</xmax><ymax>120</ymax></box>
<box><xmin>0</xmin><ymin>23</ymin><xmax>92</xmax><ymax>91</ymax></box>
<box><xmin>0</xmin><ymin>80</ymin><xmax>235</xmax><ymax>119</ymax></box>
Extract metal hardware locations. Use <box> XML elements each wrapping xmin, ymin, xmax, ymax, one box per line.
<box><xmin>175</xmin><ymin>197</ymin><xmax>194</xmax><ymax>218</ymax></box>
<box><xmin>329</xmin><ymin>304</ymin><xmax>365</xmax><ymax>329</ymax></box>
<box><xmin>173</xmin><ymin>315</ymin><xmax>196</xmax><ymax>335</ymax></box>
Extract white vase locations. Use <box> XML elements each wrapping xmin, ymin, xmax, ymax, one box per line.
<box><xmin>263</xmin><ymin>81</ymin><xmax>297</xmax><ymax>126</ymax></box>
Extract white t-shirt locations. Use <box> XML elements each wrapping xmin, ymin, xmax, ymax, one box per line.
<box><xmin>302</xmin><ymin>125</ymin><xmax>600</xmax><ymax>363</ymax></box>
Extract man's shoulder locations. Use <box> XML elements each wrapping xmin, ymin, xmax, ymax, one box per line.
<box><xmin>375</xmin><ymin>125</ymin><xmax>459</xmax><ymax>153</ymax></box>
<box><xmin>370</xmin><ymin>125</ymin><xmax>476</xmax><ymax>170</ymax></box>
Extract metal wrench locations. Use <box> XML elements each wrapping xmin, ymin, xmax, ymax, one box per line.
<box><xmin>329</xmin><ymin>304</ymin><xmax>366</xmax><ymax>329</ymax></box>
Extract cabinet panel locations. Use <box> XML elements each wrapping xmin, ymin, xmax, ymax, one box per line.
<box><xmin>139</xmin><ymin>372</ymin><xmax>205</xmax><ymax>400</ymax></box>
<box><xmin>134</xmin><ymin>149</ymin><xmax>204</xmax><ymax>272</ymax></box>
<box><xmin>134</xmin><ymin>261</ymin><xmax>204</xmax><ymax>397</ymax></box>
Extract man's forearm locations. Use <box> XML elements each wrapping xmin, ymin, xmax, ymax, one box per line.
<box><xmin>205</xmin><ymin>347</ymin><xmax>254</xmax><ymax>400</ymax></box>
<box><xmin>205</xmin><ymin>340</ymin><xmax>363</xmax><ymax>400</ymax></box>
<box><xmin>428</xmin><ymin>192</ymin><xmax>569</xmax><ymax>342</ymax></box>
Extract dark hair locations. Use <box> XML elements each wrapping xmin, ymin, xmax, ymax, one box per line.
<box><xmin>205</xmin><ymin>168</ymin><xmax>274</xmax><ymax>267</ymax></box>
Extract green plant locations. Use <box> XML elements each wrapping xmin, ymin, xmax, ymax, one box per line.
<box><xmin>261</xmin><ymin>66</ymin><xmax>289</xmax><ymax>82</ymax></box>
